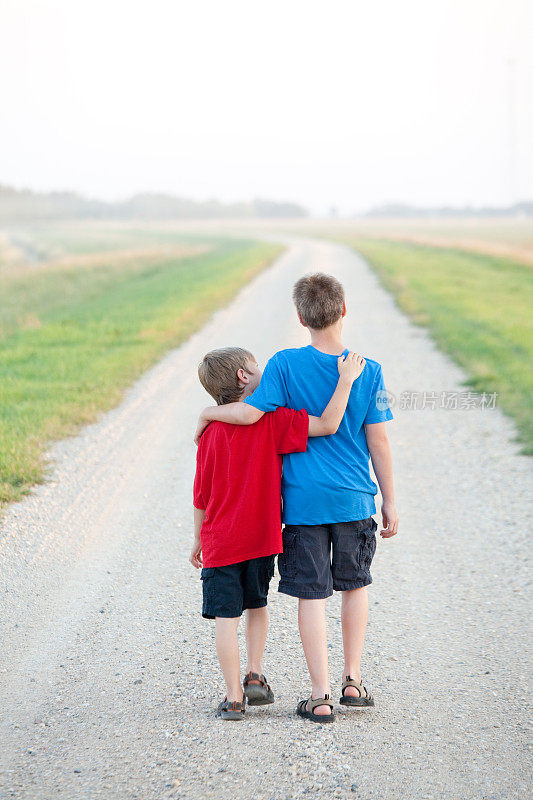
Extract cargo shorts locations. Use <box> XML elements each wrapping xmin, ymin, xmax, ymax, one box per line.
<box><xmin>201</xmin><ymin>555</ymin><xmax>275</xmax><ymax>619</ymax></box>
<box><xmin>277</xmin><ymin>517</ymin><xmax>378</xmax><ymax>599</ymax></box>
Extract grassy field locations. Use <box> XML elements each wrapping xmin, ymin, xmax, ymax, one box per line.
<box><xmin>0</xmin><ymin>225</ymin><xmax>282</xmax><ymax>505</ymax></box>
<box><xmin>332</xmin><ymin>235</ymin><xmax>533</xmax><ymax>454</ymax></box>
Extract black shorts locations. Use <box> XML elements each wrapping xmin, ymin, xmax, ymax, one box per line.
<box><xmin>201</xmin><ymin>555</ymin><xmax>275</xmax><ymax>619</ymax></box>
<box><xmin>277</xmin><ymin>517</ymin><xmax>378</xmax><ymax>599</ymax></box>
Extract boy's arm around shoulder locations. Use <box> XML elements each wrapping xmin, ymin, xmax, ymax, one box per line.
<box><xmin>365</xmin><ymin>421</ymin><xmax>399</xmax><ymax>538</ymax></box>
<box><xmin>308</xmin><ymin>352</ymin><xmax>366</xmax><ymax>437</ymax></box>
<box><xmin>194</xmin><ymin>402</ymin><xmax>264</xmax><ymax>445</ymax></box>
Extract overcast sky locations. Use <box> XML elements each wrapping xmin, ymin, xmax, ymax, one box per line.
<box><xmin>1</xmin><ymin>0</ymin><xmax>532</xmax><ymax>215</ymax></box>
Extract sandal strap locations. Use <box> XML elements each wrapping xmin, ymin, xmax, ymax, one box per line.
<box><xmin>221</xmin><ymin>697</ymin><xmax>245</xmax><ymax>712</ymax></box>
<box><xmin>243</xmin><ymin>671</ymin><xmax>269</xmax><ymax>689</ymax></box>
<box><xmin>297</xmin><ymin>696</ymin><xmax>334</xmax><ymax>715</ymax></box>
<box><xmin>342</xmin><ymin>676</ymin><xmax>372</xmax><ymax>699</ymax></box>
<box><xmin>307</xmin><ymin>694</ymin><xmax>333</xmax><ymax>712</ymax></box>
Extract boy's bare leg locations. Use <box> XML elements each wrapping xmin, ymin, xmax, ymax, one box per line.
<box><xmin>298</xmin><ymin>598</ymin><xmax>331</xmax><ymax>715</ymax></box>
<box><xmin>245</xmin><ymin>606</ymin><xmax>269</xmax><ymax>683</ymax></box>
<box><xmin>341</xmin><ymin>587</ymin><xmax>368</xmax><ymax>695</ymax></box>
<box><xmin>215</xmin><ymin>617</ymin><xmax>243</xmax><ymax>701</ymax></box>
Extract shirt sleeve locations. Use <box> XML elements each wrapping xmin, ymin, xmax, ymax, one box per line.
<box><xmin>244</xmin><ymin>354</ymin><xmax>288</xmax><ymax>412</ymax></box>
<box><xmin>364</xmin><ymin>364</ymin><xmax>394</xmax><ymax>425</ymax></box>
<box><xmin>270</xmin><ymin>407</ymin><xmax>309</xmax><ymax>455</ymax></box>
<box><xmin>193</xmin><ymin>440</ymin><xmax>208</xmax><ymax>509</ymax></box>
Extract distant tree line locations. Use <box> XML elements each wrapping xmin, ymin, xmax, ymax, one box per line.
<box><xmin>0</xmin><ymin>185</ymin><xmax>308</xmax><ymax>222</ymax></box>
<box><xmin>363</xmin><ymin>202</ymin><xmax>533</xmax><ymax>218</ymax></box>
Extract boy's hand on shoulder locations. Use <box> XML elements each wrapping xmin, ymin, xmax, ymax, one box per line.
<box><xmin>338</xmin><ymin>352</ymin><xmax>366</xmax><ymax>384</ymax></box>
<box><xmin>189</xmin><ymin>538</ymin><xmax>203</xmax><ymax>568</ymax></box>
<box><xmin>380</xmin><ymin>499</ymin><xmax>399</xmax><ymax>538</ymax></box>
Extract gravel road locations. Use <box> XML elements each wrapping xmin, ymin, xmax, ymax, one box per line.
<box><xmin>1</xmin><ymin>237</ymin><xmax>531</xmax><ymax>800</ymax></box>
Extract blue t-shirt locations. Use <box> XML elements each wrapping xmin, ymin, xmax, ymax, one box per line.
<box><xmin>244</xmin><ymin>345</ymin><xmax>393</xmax><ymax>525</ymax></box>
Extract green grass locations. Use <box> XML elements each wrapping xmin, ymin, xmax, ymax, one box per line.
<box><xmin>338</xmin><ymin>237</ymin><xmax>533</xmax><ymax>454</ymax></box>
<box><xmin>0</xmin><ymin>235</ymin><xmax>282</xmax><ymax>505</ymax></box>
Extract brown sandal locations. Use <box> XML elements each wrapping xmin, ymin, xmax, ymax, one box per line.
<box><xmin>243</xmin><ymin>671</ymin><xmax>274</xmax><ymax>705</ymax></box>
<box><xmin>296</xmin><ymin>695</ymin><xmax>335</xmax><ymax>723</ymax></box>
<box><xmin>340</xmin><ymin>676</ymin><xmax>374</xmax><ymax>707</ymax></box>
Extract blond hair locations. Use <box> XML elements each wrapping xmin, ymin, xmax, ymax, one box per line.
<box><xmin>198</xmin><ymin>347</ymin><xmax>255</xmax><ymax>405</ymax></box>
<box><xmin>292</xmin><ymin>272</ymin><xmax>345</xmax><ymax>330</ymax></box>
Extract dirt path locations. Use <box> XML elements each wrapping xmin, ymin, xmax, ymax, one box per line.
<box><xmin>1</xmin><ymin>238</ymin><xmax>531</xmax><ymax>800</ymax></box>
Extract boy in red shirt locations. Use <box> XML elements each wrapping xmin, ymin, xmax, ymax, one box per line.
<box><xmin>190</xmin><ymin>346</ymin><xmax>365</xmax><ymax>720</ymax></box>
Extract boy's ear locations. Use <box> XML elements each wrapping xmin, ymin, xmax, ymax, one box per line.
<box><xmin>236</xmin><ymin>367</ymin><xmax>249</xmax><ymax>386</ymax></box>
<box><xmin>297</xmin><ymin>312</ymin><xmax>307</xmax><ymax>328</ymax></box>
<box><xmin>341</xmin><ymin>301</ymin><xmax>347</xmax><ymax>318</ymax></box>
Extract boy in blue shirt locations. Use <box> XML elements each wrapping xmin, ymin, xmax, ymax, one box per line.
<box><xmin>195</xmin><ymin>272</ymin><xmax>399</xmax><ymax>722</ymax></box>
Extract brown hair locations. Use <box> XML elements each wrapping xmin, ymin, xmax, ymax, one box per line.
<box><xmin>198</xmin><ymin>346</ymin><xmax>256</xmax><ymax>405</ymax></box>
<box><xmin>292</xmin><ymin>272</ymin><xmax>345</xmax><ymax>330</ymax></box>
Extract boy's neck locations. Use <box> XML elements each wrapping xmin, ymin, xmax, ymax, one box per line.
<box><xmin>308</xmin><ymin>322</ymin><xmax>345</xmax><ymax>356</ymax></box>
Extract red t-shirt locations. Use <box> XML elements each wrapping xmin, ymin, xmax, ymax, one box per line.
<box><xmin>193</xmin><ymin>407</ymin><xmax>309</xmax><ymax>567</ymax></box>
